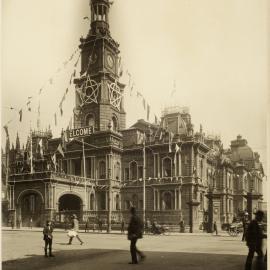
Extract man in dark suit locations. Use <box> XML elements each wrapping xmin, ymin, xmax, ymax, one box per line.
<box><xmin>245</xmin><ymin>210</ymin><xmax>267</xmax><ymax>270</ymax></box>
<box><xmin>127</xmin><ymin>207</ymin><xmax>145</xmax><ymax>264</ymax></box>
<box><xmin>43</xmin><ymin>220</ymin><xmax>54</xmax><ymax>257</ymax></box>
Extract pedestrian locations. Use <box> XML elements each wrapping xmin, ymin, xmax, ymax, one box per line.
<box><xmin>179</xmin><ymin>219</ymin><xmax>185</xmax><ymax>233</ymax></box>
<box><xmin>245</xmin><ymin>210</ymin><xmax>267</xmax><ymax>270</ymax></box>
<box><xmin>242</xmin><ymin>213</ymin><xmax>249</xmax><ymax>241</ymax></box>
<box><xmin>29</xmin><ymin>217</ymin><xmax>33</xmax><ymax>229</ymax></box>
<box><xmin>127</xmin><ymin>207</ymin><xmax>145</xmax><ymax>264</ymax></box>
<box><xmin>93</xmin><ymin>220</ymin><xmax>96</xmax><ymax>232</ymax></box>
<box><xmin>64</xmin><ymin>218</ymin><xmax>68</xmax><ymax>231</ymax></box>
<box><xmin>121</xmin><ymin>219</ymin><xmax>125</xmax><ymax>233</ymax></box>
<box><xmin>67</xmin><ymin>214</ymin><xmax>84</xmax><ymax>245</ymax></box>
<box><xmin>85</xmin><ymin>218</ymin><xmax>89</xmax><ymax>233</ymax></box>
<box><xmin>43</xmin><ymin>220</ymin><xmax>54</xmax><ymax>257</ymax></box>
<box><xmin>145</xmin><ymin>219</ymin><xmax>151</xmax><ymax>234</ymax></box>
<box><xmin>213</xmin><ymin>221</ymin><xmax>218</xmax><ymax>235</ymax></box>
<box><xmin>16</xmin><ymin>217</ymin><xmax>21</xmax><ymax>229</ymax></box>
<box><xmin>98</xmin><ymin>219</ymin><xmax>103</xmax><ymax>232</ymax></box>
<box><xmin>11</xmin><ymin>218</ymin><xmax>14</xmax><ymax>230</ymax></box>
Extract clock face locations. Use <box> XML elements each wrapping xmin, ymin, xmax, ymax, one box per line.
<box><xmin>107</xmin><ymin>54</ymin><xmax>114</xmax><ymax>69</ymax></box>
<box><xmin>90</xmin><ymin>53</ymin><xmax>98</xmax><ymax>65</ymax></box>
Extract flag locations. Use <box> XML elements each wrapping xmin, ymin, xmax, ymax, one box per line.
<box><xmin>147</xmin><ymin>104</ymin><xmax>150</xmax><ymax>121</ymax></box>
<box><xmin>60</xmin><ymin>106</ymin><xmax>63</xmax><ymax>116</ymax></box>
<box><xmin>19</xmin><ymin>109</ymin><xmax>23</xmax><ymax>122</ymax></box>
<box><xmin>3</xmin><ymin>125</ymin><xmax>9</xmax><ymax>137</ymax></box>
<box><xmin>175</xmin><ymin>143</ymin><xmax>180</xmax><ymax>153</ymax></box>
<box><xmin>174</xmin><ymin>143</ymin><xmax>180</xmax><ymax>165</ymax></box>
<box><xmin>38</xmin><ymin>139</ymin><xmax>43</xmax><ymax>157</ymax></box>
<box><xmin>52</xmin><ymin>153</ymin><xmax>57</xmax><ymax>166</ymax></box>
<box><xmin>142</xmin><ymin>98</ymin><xmax>146</xmax><ymax>110</ymax></box>
<box><xmin>126</xmin><ymin>70</ymin><xmax>131</xmax><ymax>86</ymax></box>
<box><xmin>159</xmin><ymin>130</ymin><xmax>163</xmax><ymax>141</ymax></box>
<box><xmin>169</xmin><ymin>132</ymin><xmax>174</xmax><ymax>153</ymax></box>
<box><xmin>130</xmin><ymin>83</ymin><xmax>134</xmax><ymax>96</ymax></box>
<box><xmin>69</xmin><ymin>117</ymin><xmax>73</xmax><ymax>129</ymax></box>
<box><xmin>64</xmin><ymin>131</ymin><xmax>68</xmax><ymax>142</ymax></box>
<box><xmin>54</xmin><ymin>113</ymin><xmax>57</xmax><ymax>126</ymax></box>
<box><xmin>57</xmin><ymin>144</ymin><xmax>65</xmax><ymax>157</ymax></box>
<box><xmin>75</xmin><ymin>56</ymin><xmax>80</xmax><ymax>67</ymax></box>
<box><xmin>155</xmin><ymin>115</ymin><xmax>158</xmax><ymax>124</ymax></box>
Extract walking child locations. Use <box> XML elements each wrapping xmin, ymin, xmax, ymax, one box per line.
<box><xmin>67</xmin><ymin>214</ymin><xmax>84</xmax><ymax>245</ymax></box>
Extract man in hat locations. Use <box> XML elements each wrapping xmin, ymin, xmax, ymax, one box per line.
<box><xmin>245</xmin><ymin>210</ymin><xmax>267</xmax><ymax>270</ymax></box>
<box><xmin>127</xmin><ymin>207</ymin><xmax>145</xmax><ymax>264</ymax></box>
<box><xmin>43</xmin><ymin>220</ymin><xmax>54</xmax><ymax>257</ymax></box>
<box><xmin>67</xmin><ymin>214</ymin><xmax>84</xmax><ymax>245</ymax></box>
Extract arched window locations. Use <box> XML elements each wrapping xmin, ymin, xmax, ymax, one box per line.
<box><xmin>132</xmin><ymin>194</ymin><xmax>138</xmax><ymax>209</ymax></box>
<box><xmin>112</xmin><ymin>116</ymin><xmax>118</xmax><ymax>132</ymax></box>
<box><xmin>163</xmin><ymin>192</ymin><xmax>172</xmax><ymax>210</ymax></box>
<box><xmin>85</xmin><ymin>113</ymin><xmax>95</xmax><ymax>127</ymax></box>
<box><xmin>99</xmin><ymin>161</ymin><xmax>106</xmax><ymax>179</ymax></box>
<box><xmin>90</xmin><ymin>193</ymin><xmax>95</xmax><ymax>210</ymax></box>
<box><xmin>116</xmin><ymin>194</ymin><xmax>120</xmax><ymax>210</ymax></box>
<box><xmin>114</xmin><ymin>162</ymin><xmax>120</xmax><ymax>180</ymax></box>
<box><xmin>163</xmin><ymin>158</ymin><xmax>172</xmax><ymax>177</ymax></box>
<box><xmin>130</xmin><ymin>161</ymin><xmax>137</xmax><ymax>180</ymax></box>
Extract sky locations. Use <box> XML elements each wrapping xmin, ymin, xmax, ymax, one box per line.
<box><xmin>1</xmin><ymin>0</ymin><xmax>269</xmax><ymax>175</ymax></box>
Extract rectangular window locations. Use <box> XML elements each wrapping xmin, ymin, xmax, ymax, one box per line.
<box><xmin>138</xmin><ymin>166</ymin><xmax>143</xmax><ymax>179</ymax></box>
<box><xmin>125</xmin><ymin>168</ymin><xmax>129</xmax><ymax>180</ymax></box>
<box><xmin>62</xmin><ymin>160</ymin><xmax>67</xmax><ymax>173</ymax></box>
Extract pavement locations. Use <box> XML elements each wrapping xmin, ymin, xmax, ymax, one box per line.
<box><xmin>1</xmin><ymin>229</ymin><xmax>267</xmax><ymax>270</ymax></box>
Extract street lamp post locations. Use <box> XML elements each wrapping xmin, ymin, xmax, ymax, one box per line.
<box><xmin>82</xmin><ymin>138</ymin><xmax>87</xmax><ymax>214</ymax></box>
<box><xmin>143</xmin><ymin>141</ymin><xmax>146</xmax><ymax>227</ymax></box>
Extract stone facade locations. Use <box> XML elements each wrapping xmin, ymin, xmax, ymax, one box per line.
<box><xmin>2</xmin><ymin>0</ymin><xmax>265</xmax><ymax>233</ymax></box>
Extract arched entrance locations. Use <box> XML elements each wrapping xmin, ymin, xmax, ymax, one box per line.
<box><xmin>18</xmin><ymin>191</ymin><xmax>44</xmax><ymax>227</ymax></box>
<box><xmin>58</xmin><ymin>194</ymin><xmax>83</xmax><ymax>222</ymax></box>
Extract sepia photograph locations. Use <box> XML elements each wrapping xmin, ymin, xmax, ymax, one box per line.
<box><xmin>1</xmin><ymin>0</ymin><xmax>269</xmax><ymax>269</ymax></box>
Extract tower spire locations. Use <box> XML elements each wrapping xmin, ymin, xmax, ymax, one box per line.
<box><xmin>90</xmin><ymin>0</ymin><xmax>111</xmax><ymax>36</ymax></box>
<box><xmin>16</xmin><ymin>132</ymin><xmax>20</xmax><ymax>151</ymax></box>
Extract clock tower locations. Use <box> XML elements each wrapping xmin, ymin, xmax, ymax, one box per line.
<box><xmin>73</xmin><ymin>0</ymin><xmax>126</xmax><ymax>132</ymax></box>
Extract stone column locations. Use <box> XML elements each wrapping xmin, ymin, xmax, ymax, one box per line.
<box><xmin>153</xmin><ymin>188</ymin><xmax>156</xmax><ymax>210</ymax></box>
<box><xmin>174</xmin><ymin>189</ymin><xmax>177</xmax><ymax>210</ymax></box>
<box><xmin>178</xmin><ymin>152</ymin><xmax>182</xmax><ymax>176</ymax></box>
<box><xmin>178</xmin><ymin>187</ymin><xmax>182</xmax><ymax>210</ymax></box>
<box><xmin>157</xmin><ymin>190</ymin><xmax>160</xmax><ymax>210</ymax></box>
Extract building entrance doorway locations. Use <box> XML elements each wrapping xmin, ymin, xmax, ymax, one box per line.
<box><xmin>58</xmin><ymin>194</ymin><xmax>82</xmax><ymax>222</ymax></box>
<box><xmin>19</xmin><ymin>192</ymin><xmax>43</xmax><ymax>227</ymax></box>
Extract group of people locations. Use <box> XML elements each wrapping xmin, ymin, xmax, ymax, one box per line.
<box><xmin>43</xmin><ymin>208</ymin><xmax>145</xmax><ymax>264</ymax></box>
<box><xmin>42</xmin><ymin>209</ymin><xmax>266</xmax><ymax>268</ymax></box>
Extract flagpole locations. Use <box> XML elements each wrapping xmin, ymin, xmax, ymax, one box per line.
<box><xmin>30</xmin><ymin>130</ymin><xmax>33</xmax><ymax>173</ymax></box>
<box><xmin>82</xmin><ymin>138</ymin><xmax>87</xmax><ymax>213</ymax></box>
<box><xmin>143</xmin><ymin>133</ymin><xmax>146</xmax><ymax>228</ymax></box>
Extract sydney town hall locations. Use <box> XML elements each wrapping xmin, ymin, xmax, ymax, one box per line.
<box><xmin>2</xmin><ymin>0</ymin><xmax>265</xmax><ymax>233</ymax></box>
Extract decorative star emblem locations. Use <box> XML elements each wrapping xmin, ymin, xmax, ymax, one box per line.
<box><xmin>76</xmin><ymin>75</ymin><xmax>100</xmax><ymax>106</ymax></box>
<box><xmin>108</xmin><ymin>81</ymin><xmax>122</xmax><ymax>110</ymax></box>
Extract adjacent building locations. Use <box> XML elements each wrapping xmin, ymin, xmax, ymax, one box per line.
<box><xmin>2</xmin><ymin>0</ymin><xmax>265</xmax><ymax>232</ymax></box>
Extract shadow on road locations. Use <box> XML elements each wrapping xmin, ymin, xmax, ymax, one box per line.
<box><xmin>2</xmin><ymin>249</ymin><xmax>260</xmax><ymax>270</ymax></box>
